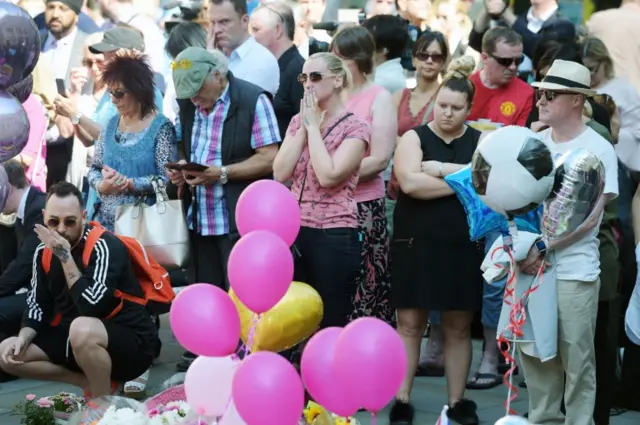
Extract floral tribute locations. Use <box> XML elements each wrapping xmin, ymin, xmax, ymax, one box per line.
<box><xmin>13</xmin><ymin>392</ymin><xmax>84</xmax><ymax>425</ymax></box>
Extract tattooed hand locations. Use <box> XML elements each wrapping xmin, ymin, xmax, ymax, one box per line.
<box><xmin>34</xmin><ymin>224</ymin><xmax>72</xmax><ymax>263</ymax></box>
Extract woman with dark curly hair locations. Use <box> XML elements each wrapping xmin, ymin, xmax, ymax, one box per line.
<box><xmin>87</xmin><ymin>51</ymin><xmax>177</xmax><ymax>231</ymax></box>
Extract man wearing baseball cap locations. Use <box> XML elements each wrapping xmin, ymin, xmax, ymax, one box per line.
<box><xmin>54</xmin><ymin>26</ymin><xmax>165</xmax><ymax>150</ymax></box>
<box><xmin>169</xmin><ymin>47</ymin><xmax>280</xmax><ymax>372</ymax></box>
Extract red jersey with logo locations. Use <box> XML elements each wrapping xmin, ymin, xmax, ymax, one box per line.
<box><xmin>467</xmin><ymin>71</ymin><xmax>534</xmax><ymax>127</ymax></box>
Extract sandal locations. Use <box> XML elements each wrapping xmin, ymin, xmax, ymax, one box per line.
<box><xmin>123</xmin><ymin>369</ymin><xmax>150</xmax><ymax>399</ymax></box>
<box><xmin>465</xmin><ymin>372</ymin><xmax>502</xmax><ymax>390</ymax></box>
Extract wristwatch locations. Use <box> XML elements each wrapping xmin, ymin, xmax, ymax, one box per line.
<box><xmin>71</xmin><ymin>112</ymin><xmax>82</xmax><ymax>125</ymax></box>
<box><xmin>220</xmin><ymin>166</ymin><xmax>228</xmax><ymax>185</ymax></box>
<box><xmin>534</xmin><ymin>237</ymin><xmax>548</xmax><ymax>255</ymax></box>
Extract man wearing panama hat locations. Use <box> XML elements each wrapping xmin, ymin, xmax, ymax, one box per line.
<box><xmin>518</xmin><ymin>59</ymin><xmax>619</xmax><ymax>424</ymax></box>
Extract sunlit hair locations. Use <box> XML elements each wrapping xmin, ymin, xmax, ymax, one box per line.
<box><xmin>101</xmin><ymin>51</ymin><xmax>157</xmax><ymax>119</ymax></box>
<box><xmin>580</xmin><ymin>36</ymin><xmax>615</xmax><ymax>80</ymax></box>
<box><xmin>436</xmin><ymin>55</ymin><xmax>476</xmax><ymax>108</ymax></box>
<box><xmin>330</xmin><ymin>25</ymin><xmax>375</xmax><ymax>75</ymax></box>
<box><xmin>308</xmin><ymin>52</ymin><xmax>352</xmax><ymax>90</ymax></box>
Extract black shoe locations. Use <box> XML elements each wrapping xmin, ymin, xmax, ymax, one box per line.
<box><xmin>389</xmin><ymin>400</ymin><xmax>414</xmax><ymax>425</ymax></box>
<box><xmin>447</xmin><ymin>399</ymin><xmax>479</xmax><ymax>425</ymax></box>
<box><xmin>182</xmin><ymin>351</ymin><xmax>196</xmax><ymax>361</ymax></box>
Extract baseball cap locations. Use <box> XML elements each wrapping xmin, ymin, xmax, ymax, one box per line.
<box><xmin>172</xmin><ymin>47</ymin><xmax>224</xmax><ymax>99</ymax></box>
<box><xmin>89</xmin><ymin>27</ymin><xmax>145</xmax><ymax>54</ymax></box>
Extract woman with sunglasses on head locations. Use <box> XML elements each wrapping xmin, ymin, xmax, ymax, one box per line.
<box><xmin>330</xmin><ymin>26</ymin><xmax>397</xmax><ymax>325</ymax></box>
<box><xmin>581</xmin><ymin>36</ymin><xmax>640</xmax><ymax>172</ymax></box>
<box><xmin>389</xmin><ymin>57</ymin><xmax>482</xmax><ymax>425</ymax></box>
<box><xmin>273</xmin><ymin>52</ymin><xmax>369</xmax><ymax>333</ymax></box>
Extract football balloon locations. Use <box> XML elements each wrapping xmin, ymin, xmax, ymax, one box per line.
<box><xmin>471</xmin><ymin>126</ymin><xmax>555</xmax><ymax>218</ymax></box>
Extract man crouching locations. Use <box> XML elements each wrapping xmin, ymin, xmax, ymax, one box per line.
<box><xmin>0</xmin><ymin>182</ymin><xmax>157</xmax><ymax>397</ymax></box>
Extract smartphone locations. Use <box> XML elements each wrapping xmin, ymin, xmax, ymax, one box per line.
<box><xmin>181</xmin><ymin>163</ymin><xmax>208</xmax><ymax>173</ymax></box>
<box><xmin>165</xmin><ymin>162</ymin><xmax>183</xmax><ymax>171</ymax></box>
<box><xmin>55</xmin><ymin>79</ymin><xmax>67</xmax><ymax>97</ymax></box>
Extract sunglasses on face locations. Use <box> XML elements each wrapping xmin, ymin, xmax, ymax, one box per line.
<box><xmin>414</xmin><ymin>52</ymin><xmax>445</xmax><ymax>63</ymax></box>
<box><xmin>536</xmin><ymin>90</ymin><xmax>573</xmax><ymax>102</ymax></box>
<box><xmin>108</xmin><ymin>89</ymin><xmax>126</xmax><ymax>100</ymax></box>
<box><xmin>490</xmin><ymin>54</ymin><xmax>525</xmax><ymax>68</ymax></box>
<box><xmin>46</xmin><ymin>218</ymin><xmax>78</xmax><ymax>228</ymax></box>
<box><xmin>297</xmin><ymin>72</ymin><xmax>327</xmax><ymax>83</ymax></box>
<box><xmin>83</xmin><ymin>59</ymin><xmax>102</xmax><ymax>68</ymax></box>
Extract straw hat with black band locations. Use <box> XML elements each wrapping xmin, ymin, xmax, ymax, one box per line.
<box><xmin>531</xmin><ymin>59</ymin><xmax>597</xmax><ymax>97</ymax></box>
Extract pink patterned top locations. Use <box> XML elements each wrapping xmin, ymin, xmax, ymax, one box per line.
<box><xmin>346</xmin><ymin>84</ymin><xmax>387</xmax><ymax>203</ymax></box>
<box><xmin>288</xmin><ymin>111</ymin><xmax>371</xmax><ymax>229</ymax></box>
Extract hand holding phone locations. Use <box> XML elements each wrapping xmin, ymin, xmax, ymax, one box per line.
<box><xmin>181</xmin><ymin>162</ymin><xmax>209</xmax><ymax>173</ymax></box>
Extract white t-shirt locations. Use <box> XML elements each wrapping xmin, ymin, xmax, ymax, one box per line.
<box><xmin>538</xmin><ymin>126</ymin><xmax>619</xmax><ymax>282</ymax></box>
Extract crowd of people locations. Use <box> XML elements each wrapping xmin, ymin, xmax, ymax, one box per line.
<box><xmin>0</xmin><ymin>0</ymin><xmax>640</xmax><ymax>424</ymax></box>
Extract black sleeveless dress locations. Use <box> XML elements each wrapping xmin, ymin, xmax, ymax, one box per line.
<box><xmin>390</xmin><ymin>125</ymin><xmax>484</xmax><ymax>312</ymax></box>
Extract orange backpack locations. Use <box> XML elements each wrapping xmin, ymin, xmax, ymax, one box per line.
<box><xmin>42</xmin><ymin>221</ymin><xmax>175</xmax><ymax>325</ymax></box>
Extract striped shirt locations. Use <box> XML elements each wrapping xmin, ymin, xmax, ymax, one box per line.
<box><xmin>187</xmin><ymin>86</ymin><xmax>280</xmax><ymax>236</ymax></box>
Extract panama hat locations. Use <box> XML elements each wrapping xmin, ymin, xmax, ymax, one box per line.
<box><xmin>531</xmin><ymin>59</ymin><xmax>597</xmax><ymax>97</ymax></box>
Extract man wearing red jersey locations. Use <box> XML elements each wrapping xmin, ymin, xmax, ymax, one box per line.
<box><xmin>467</xmin><ymin>26</ymin><xmax>534</xmax><ymax>128</ymax></box>
<box><xmin>422</xmin><ymin>27</ymin><xmax>535</xmax><ymax>391</ymax></box>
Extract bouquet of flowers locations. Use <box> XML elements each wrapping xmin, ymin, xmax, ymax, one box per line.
<box><xmin>13</xmin><ymin>392</ymin><xmax>85</xmax><ymax>425</ymax></box>
<box><xmin>147</xmin><ymin>401</ymin><xmax>192</xmax><ymax>425</ymax></box>
<box><xmin>302</xmin><ymin>402</ymin><xmax>360</xmax><ymax>425</ymax></box>
<box><xmin>93</xmin><ymin>405</ymin><xmax>148</xmax><ymax>425</ymax></box>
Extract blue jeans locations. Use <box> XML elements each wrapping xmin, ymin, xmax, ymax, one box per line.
<box><xmin>429</xmin><ymin>232</ymin><xmax>505</xmax><ymax>328</ymax></box>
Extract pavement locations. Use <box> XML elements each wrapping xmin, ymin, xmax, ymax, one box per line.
<box><xmin>1</xmin><ymin>316</ymin><xmax>639</xmax><ymax>425</ymax></box>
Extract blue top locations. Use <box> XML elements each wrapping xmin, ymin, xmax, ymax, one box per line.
<box><xmin>34</xmin><ymin>12</ymin><xmax>100</xmax><ymax>34</ymax></box>
<box><xmin>87</xmin><ymin>114</ymin><xmax>177</xmax><ymax>231</ymax></box>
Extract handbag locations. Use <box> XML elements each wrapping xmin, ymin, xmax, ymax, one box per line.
<box><xmin>114</xmin><ymin>177</ymin><xmax>190</xmax><ymax>269</ymax></box>
<box><xmin>291</xmin><ymin>112</ymin><xmax>354</xmax><ymax>258</ymax></box>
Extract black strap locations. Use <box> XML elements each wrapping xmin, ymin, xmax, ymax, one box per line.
<box><xmin>297</xmin><ymin>112</ymin><xmax>354</xmax><ymax>205</ymax></box>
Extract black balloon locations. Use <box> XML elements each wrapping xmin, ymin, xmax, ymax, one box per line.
<box><xmin>7</xmin><ymin>74</ymin><xmax>33</xmax><ymax>103</ymax></box>
<box><xmin>0</xmin><ymin>3</ymin><xmax>41</xmax><ymax>90</ymax></box>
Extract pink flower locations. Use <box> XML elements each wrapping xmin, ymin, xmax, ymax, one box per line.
<box><xmin>25</xmin><ymin>394</ymin><xmax>36</xmax><ymax>401</ymax></box>
<box><xmin>36</xmin><ymin>398</ymin><xmax>53</xmax><ymax>408</ymax></box>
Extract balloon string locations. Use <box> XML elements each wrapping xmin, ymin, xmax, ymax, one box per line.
<box><xmin>234</xmin><ymin>313</ymin><xmax>262</xmax><ymax>360</ymax></box>
<box><xmin>370</xmin><ymin>411</ymin><xmax>377</xmax><ymax>425</ymax></box>
<box><xmin>493</xmin><ymin>245</ymin><xmax>544</xmax><ymax>416</ymax></box>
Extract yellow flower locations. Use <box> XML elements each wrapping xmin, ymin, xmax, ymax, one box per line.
<box><xmin>334</xmin><ymin>418</ymin><xmax>352</xmax><ymax>425</ymax></box>
<box><xmin>170</xmin><ymin>60</ymin><xmax>193</xmax><ymax>70</ymax></box>
<box><xmin>304</xmin><ymin>405</ymin><xmax>323</xmax><ymax>424</ymax></box>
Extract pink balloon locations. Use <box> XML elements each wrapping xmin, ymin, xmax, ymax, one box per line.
<box><xmin>333</xmin><ymin>318</ymin><xmax>407</xmax><ymax>412</ymax></box>
<box><xmin>232</xmin><ymin>352</ymin><xmax>304</xmax><ymax>425</ymax></box>
<box><xmin>236</xmin><ymin>180</ymin><xmax>301</xmax><ymax>247</ymax></box>
<box><xmin>185</xmin><ymin>356</ymin><xmax>238</xmax><ymax>417</ymax></box>
<box><xmin>301</xmin><ymin>328</ymin><xmax>359</xmax><ymax>417</ymax></box>
<box><xmin>169</xmin><ymin>284</ymin><xmax>241</xmax><ymax>357</ymax></box>
<box><xmin>227</xmin><ymin>230</ymin><xmax>293</xmax><ymax>313</ymax></box>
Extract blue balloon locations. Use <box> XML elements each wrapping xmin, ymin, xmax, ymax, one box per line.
<box><xmin>445</xmin><ymin>165</ymin><xmax>542</xmax><ymax>241</ymax></box>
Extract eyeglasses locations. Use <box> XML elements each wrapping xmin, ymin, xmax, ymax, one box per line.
<box><xmin>536</xmin><ymin>90</ymin><xmax>574</xmax><ymax>102</ymax></box>
<box><xmin>490</xmin><ymin>54</ymin><xmax>525</xmax><ymax>68</ymax></box>
<box><xmin>46</xmin><ymin>218</ymin><xmax>78</xmax><ymax>228</ymax></box>
<box><xmin>108</xmin><ymin>89</ymin><xmax>127</xmax><ymax>100</ymax></box>
<box><xmin>297</xmin><ymin>72</ymin><xmax>329</xmax><ymax>83</ymax></box>
<box><xmin>414</xmin><ymin>52</ymin><xmax>445</xmax><ymax>63</ymax></box>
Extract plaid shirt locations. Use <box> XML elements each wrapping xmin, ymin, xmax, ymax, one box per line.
<box><xmin>184</xmin><ymin>86</ymin><xmax>279</xmax><ymax>236</ymax></box>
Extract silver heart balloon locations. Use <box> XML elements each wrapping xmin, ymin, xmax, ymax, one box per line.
<box><xmin>541</xmin><ymin>148</ymin><xmax>605</xmax><ymax>241</ymax></box>
<box><xmin>0</xmin><ymin>91</ymin><xmax>30</xmax><ymax>162</ymax></box>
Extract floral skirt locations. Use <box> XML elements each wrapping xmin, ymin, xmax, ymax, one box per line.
<box><xmin>349</xmin><ymin>198</ymin><xmax>395</xmax><ymax>325</ymax></box>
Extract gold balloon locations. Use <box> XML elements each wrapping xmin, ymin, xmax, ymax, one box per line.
<box><xmin>229</xmin><ymin>281</ymin><xmax>323</xmax><ymax>352</ymax></box>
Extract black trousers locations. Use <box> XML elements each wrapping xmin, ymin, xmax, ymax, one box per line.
<box><xmin>193</xmin><ymin>233</ymin><xmax>236</xmax><ymax>290</ymax></box>
<box><xmin>293</xmin><ymin>226</ymin><xmax>360</xmax><ymax>329</ymax></box>
<box><xmin>594</xmin><ymin>297</ymin><xmax>620</xmax><ymax>423</ymax></box>
<box><xmin>0</xmin><ymin>293</ymin><xmax>27</xmax><ymax>341</ymax></box>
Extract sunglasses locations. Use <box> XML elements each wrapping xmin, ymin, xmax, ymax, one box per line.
<box><xmin>414</xmin><ymin>52</ymin><xmax>445</xmax><ymax>63</ymax></box>
<box><xmin>535</xmin><ymin>90</ymin><xmax>574</xmax><ymax>102</ymax></box>
<box><xmin>490</xmin><ymin>54</ymin><xmax>525</xmax><ymax>68</ymax></box>
<box><xmin>46</xmin><ymin>218</ymin><xmax>78</xmax><ymax>228</ymax></box>
<box><xmin>108</xmin><ymin>89</ymin><xmax>127</xmax><ymax>100</ymax></box>
<box><xmin>82</xmin><ymin>58</ymin><xmax>103</xmax><ymax>68</ymax></box>
<box><xmin>297</xmin><ymin>72</ymin><xmax>329</xmax><ymax>84</ymax></box>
